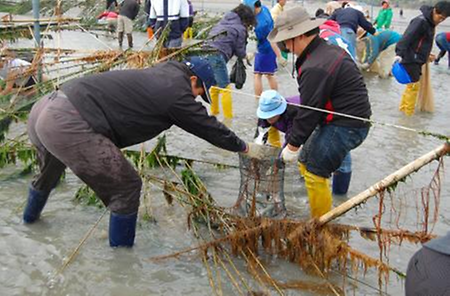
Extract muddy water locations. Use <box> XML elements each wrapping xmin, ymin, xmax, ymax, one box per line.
<box><xmin>1</xmin><ymin>2</ymin><xmax>450</xmax><ymax>295</ymax></box>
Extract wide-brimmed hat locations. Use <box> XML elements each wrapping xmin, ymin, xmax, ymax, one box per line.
<box><xmin>257</xmin><ymin>90</ymin><xmax>287</xmax><ymax>119</ymax></box>
<box><xmin>183</xmin><ymin>57</ymin><xmax>216</xmax><ymax>104</ymax></box>
<box><xmin>268</xmin><ymin>6</ymin><xmax>325</xmax><ymax>43</ymax></box>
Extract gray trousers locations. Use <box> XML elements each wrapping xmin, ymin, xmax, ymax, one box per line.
<box><xmin>405</xmin><ymin>247</ymin><xmax>450</xmax><ymax>296</ymax></box>
<box><xmin>27</xmin><ymin>91</ymin><xmax>141</xmax><ymax>214</ymax></box>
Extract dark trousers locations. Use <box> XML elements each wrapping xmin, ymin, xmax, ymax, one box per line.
<box><xmin>27</xmin><ymin>91</ymin><xmax>141</xmax><ymax>214</ymax></box>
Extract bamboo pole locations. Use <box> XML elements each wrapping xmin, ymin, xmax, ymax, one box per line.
<box><xmin>1</xmin><ymin>17</ymin><xmax>81</xmax><ymax>23</ymax></box>
<box><xmin>288</xmin><ymin>142</ymin><xmax>450</xmax><ymax>242</ymax></box>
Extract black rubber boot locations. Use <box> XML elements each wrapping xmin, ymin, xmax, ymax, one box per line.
<box><xmin>127</xmin><ymin>34</ymin><xmax>133</xmax><ymax>49</ymax></box>
<box><xmin>118</xmin><ymin>32</ymin><xmax>124</xmax><ymax>48</ymax></box>
<box><xmin>23</xmin><ymin>186</ymin><xmax>50</xmax><ymax>223</ymax></box>
<box><xmin>109</xmin><ymin>211</ymin><xmax>137</xmax><ymax>247</ymax></box>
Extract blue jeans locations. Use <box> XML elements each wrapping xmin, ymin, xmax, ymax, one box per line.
<box><xmin>340</xmin><ymin>27</ymin><xmax>357</xmax><ymax>59</ymax></box>
<box><xmin>299</xmin><ymin>124</ymin><xmax>369</xmax><ymax>178</ymax></box>
<box><xmin>205</xmin><ymin>53</ymin><xmax>230</xmax><ymax>88</ymax></box>
<box><xmin>164</xmin><ymin>37</ymin><xmax>182</xmax><ymax>48</ymax></box>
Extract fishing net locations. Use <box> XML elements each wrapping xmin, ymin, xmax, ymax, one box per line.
<box><xmin>234</xmin><ymin>145</ymin><xmax>286</xmax><ymax>218</ymax></box>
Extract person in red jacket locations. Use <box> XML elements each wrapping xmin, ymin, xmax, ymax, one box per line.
<box><xmin>23</xmin><ymin>57</ymin><xmax>262</xmax><ymax>248</ymax></box>
<box><xmin>434</xmin><ymin>32</ymin><xmax>450</xmax><ymax>68</ymax></box>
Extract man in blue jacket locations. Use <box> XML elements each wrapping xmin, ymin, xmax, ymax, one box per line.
<box><xmin>330</xmin><ymin>3</ymin><xmax>376</xmax><ymax>58</ymax></box>
<box><xmin>23</xmin><ymin>57</ymin><xmax>262</xmax><ymax>248</ymax></box>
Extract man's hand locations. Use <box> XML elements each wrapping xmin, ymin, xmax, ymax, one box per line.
<box><xmin>281</xmin><ymin>144</ymin><xmax>300</xmax><ymax>163</ymax></box>
<box><xmin>428</xmin><ymin>54</ymin><xmax>436</xmax><ymax>62</ymax></box>
<box><xmin>277</xmin><ymin>57</ymin><xmax>288</xmax><ymax>67</ymax></box>
<box><xmin>243</xmin><ymin>142</ymin><xmax>264</xmax><ymax>159</ymax></box>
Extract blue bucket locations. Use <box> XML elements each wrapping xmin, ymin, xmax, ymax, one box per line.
<box><xmin>392</xmin><ymin>62</ymin><xmax>412</xmax><ymax>84</ymax></box>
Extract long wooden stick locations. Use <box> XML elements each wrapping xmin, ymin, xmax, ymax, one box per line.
<box><xmin>1</xmin><ymin>17</ymin><xmax>81</xmax><ymax>23</ymax></box>
<box><xmin>288</xmin><ymin>142</ymin><xmax>449</xmax><ymax>242</ymax></box>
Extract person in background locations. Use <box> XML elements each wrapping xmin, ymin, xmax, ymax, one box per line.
<box><xmin>357</xmin><ymin>29</ymin><xmax>402</xmax><ymax>78</ymax></box>
<box><xmin>144</xmin><ymin>0</ymin><xmax>153</xmax><ymax>39</ymax></box>
<box><xmin>374</xmin><ymin>0</ymin><xmax>393</xmax><ymax>30</ymax></box>
<box><xmin>394</xmin><ymin>1</ymin><xmax>450</xmax><ymax>116</ymax></box>
<box><xmin>117</xmin><ymin>0</ymin><xmax>140</xmax><ymax>49</ymax></box>
<box><xmin>400</xmin><ymin>8</ymin><xmax>404</xmax><ymax>18</ymax></box>
<box><xmin>244</xmin><ymin>0</ymin><xmax>286</xmax><ymax>148</ymax></box>
<box><xmin>316</xmin><ymin>8</ymin><xmax>355</xmax><ymax>60</ymax></box>
<box><xmin>203</xmin><ymin>4</ymin><xmax>256</xmax><ymax>119</ymax></box>
<box><xmin>270</xmin><ymin>0</ymin><xmax>286</xmax><ymax>22</ymax></box>
<box><xmin>405</xmin><ymin>232</ymin><xmax>450</xmax><ymax>295</ymax></box>
<box><xmin>330</xmin><ymin>2</ymin><xmax>377</xmax><ymax>58</ymax></box>
<box><xmin>268</xmin><ymin>7</ymin><xmax>371</xmax><ymax>217</ymax></box>
<box><xmin>243</xmin><ymin>0</ymin><xmax>286</xmax><ymax>99</ymax></box>
<box><xmin>271</xmin><ymin>0</ymin><xmax>288</xmax><ymax>61</ymax></box>
<box><xmin>23</xmin><ymin>57</ymin><xmax>262</xmax><ymax>248</ymax></box>
<box><xmin>97</xmin><ymin>9</ymin><xmax>118</xmax><ymax>34</ymax></box>
<box><xmin>0</xmin><ymin>52</ymin><xmax>46</xmax><ymax>98</ymax></box>
<box><xmin>434</xmin><ymin>31</ymin><xmax>450</xmax><ymax>68</ymax></box>
<box><xmin>183</xmin><ymin>0</ymin><xmax>194</xmax><ymax>40</ymax></box>
<box><xmin>106</xmin><ymin>0</ymin><xmax>118</xmax><ymax>11</ymax></box>
<box><xmin>325</xmin><ymin>0</ymin><xmax>341</xmax><ymax>17</ymax></box>
<box><xmin>149</xmin><ymin>0</ymin><xmax>190</xmax><ymax>48</ymax></box>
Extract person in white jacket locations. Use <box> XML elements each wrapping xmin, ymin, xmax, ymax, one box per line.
<box><xmin>149</xmin><ymin>0</ymin><xmax>190</xmax><ymax>48</ymax></box>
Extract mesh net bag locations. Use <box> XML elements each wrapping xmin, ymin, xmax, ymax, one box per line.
<box><xmin>234</xmin><ymin>145</ymin><xmax>286</xmax><ymax>218</ymax></box>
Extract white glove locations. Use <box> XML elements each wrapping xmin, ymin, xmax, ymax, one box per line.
<box><xmin>277</xmin><ymin>57</ymin><xmax>288</xmax><ymax>67</ymax></box>
<box><xmin>281</xmin><ymin>145</ymin><xmax>300</xmax><ymax>163</ymax></box>
<box><xmin>393</xmin><ymin>56</ymin><xmax>402</xmax><ymax>64</ymax></box>
<box><xmin>254</xmin><ymin>127</ymin><xmax>269</xmax><ymax>145</ymax></box>
<box><xmin>243</xmin><ymin>142</ymin><xmax>264</xmax><ymax>159</ymax></box>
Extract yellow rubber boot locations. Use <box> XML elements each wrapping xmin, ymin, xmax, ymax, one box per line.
<box><xmin>210</xmin><ymin>86</ymin><xmax>220</xmax><ymax>116</ymax></box>
<box><xmin>267</xmin><ymin>127</ymin><xmax>282</xmax><ymax>148</ymax></box>
<box><xmin>297</xmin><ymin>161</ymin><xmax>306</xmax><ymax>178</ymax></box>
<box><xmin>300</xmin><ymin>163</ymin><xmax>332</xmax><ymax>218</ymax></box>
<box><xmin>399</xmin><ymin>82</ymin><xmax>420</xmax><ymax>116</ymax></box>
<box><xmin>220</xmin><ymin>85</ymin><xmax>233</xmax><ymax>119</ymax></box>
<box><xmin>183</xmin><ymin>28</ymin><xmax>189</xmax><ymax>40</ymax></box>
<box><xmin>188</xmin><ymin>27</ymin><xmax>193</xmax><ymax>39</ymax></box>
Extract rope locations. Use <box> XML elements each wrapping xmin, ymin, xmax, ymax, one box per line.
<box><xmin>75</xmin><ymin>23</ymin><xmax>113</xmax><ymax>50</ymax></box>
<box><xmin>214</xmin><ymin>71</ymin><xmax>449</xmax><ymax>142</ymax></box>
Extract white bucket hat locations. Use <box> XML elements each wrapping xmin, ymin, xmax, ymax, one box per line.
<box><xmin>268</xmin><ymin>6</ymin><xmax>325</xmax><ymax>43</ymax></box>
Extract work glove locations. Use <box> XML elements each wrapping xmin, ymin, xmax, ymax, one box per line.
<box><xmin>277</xmin><ymin>57</ymin><xmax>288</xmax><ymax>67</ymax></box>
<box><xmin>254</xmin><ymin>126</ymin><xmax>269</xmax><ymax>145</ymax></box>
<box><xmin>393</xmin><ymin>56</ymin><xmax>402</xmax><ymax>64</ymax></box>
<box><xmin>243</xmin><ymin>142</ymin><xmax>265</xmax><ymax>159</ymax></box>
<box><xmin>281</xmin><ymin>145</ymin><xmax>300</xmax><ymax>163</ymax></box>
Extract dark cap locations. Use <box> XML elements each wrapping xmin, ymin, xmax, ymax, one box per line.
<box><xmin>183</xmin><ymin>57</ymin><xmax>216</xmax><ymax>104</ymax></box>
